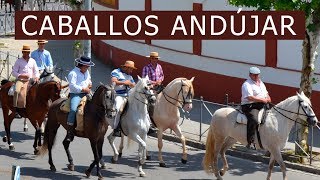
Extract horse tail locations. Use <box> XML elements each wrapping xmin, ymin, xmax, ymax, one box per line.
<box><xmin>202</xmin><ymin>125</ymin><xmax>215</xmax><ymax>174</ymax></box>
<box><xmin>37</xmin><ymin>122</ymin><xmax>50</xmax><ymax>156</ymax></box>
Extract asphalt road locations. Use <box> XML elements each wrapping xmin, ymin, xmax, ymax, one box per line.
<box><xmin>0</xmin><ymin>109</ymin><xmax>320</xmax><ymax>179</ymax></box>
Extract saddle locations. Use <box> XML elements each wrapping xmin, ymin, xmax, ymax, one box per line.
<box><xmin>236</xmin><ymin>108</ymin><xmax>268</xmax><ymax>125</ymax></box>
<box><xmin>60</xmin><ymin>96</ymin><xmax>87</xmax><ymax>132</ymax></box>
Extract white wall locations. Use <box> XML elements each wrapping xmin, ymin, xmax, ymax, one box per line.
<box><xmin>203</xmin><ymin>0</ymin><xmax>254</xmax><ymax>11</ymax></box>
<box><xmin>152</xmin><ymin>40</ymin><xmax>193</xmax><ymax>53</ymax></box>
<box><xmin>277</xmin><ymin>40</ymin><xmax>302</xmax><ymax>71</ymax></box>
<box><xmin>202</xmin><ymin>40</ymin><xmax>265</xmax><ymax>65</ymax></box>
<box><xmin>119</xmin><ymin>0</ymin><xmax>145</xmax><ymax>10</ymax></box>
<box><xmin>152</xmin><ymin>0</ymin><xmax>193</xmax><ymax>11</ymax></box>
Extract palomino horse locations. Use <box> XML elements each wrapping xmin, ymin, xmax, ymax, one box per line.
<box><xmin>115</xmin><ymin>77</ymin><xmax>195</xmax><ymax>167</ymax></box>
<box><xmin>0</xmin><ymin>80</ymin><xmax>65</xmax><ymax>152</ymax></box>
<box><xmin>203</xmin><ymin>92</ymin><xmax>318</xmax><ymax>180</ymax></box>
<box><xmin>38</xmin><ymin>84</ymin><xmax>116</xmax><ymax>180</ymax></box>
<box><xmin>107</xmin><ymin>76</ymin><xmax>156</xmax><ymax>177</ymax></box>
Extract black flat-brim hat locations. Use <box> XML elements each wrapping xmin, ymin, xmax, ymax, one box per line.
<box><xmin>75</xmin><ymin>56</ymin><xmax>95</xmax><ymax>66</ymax></box>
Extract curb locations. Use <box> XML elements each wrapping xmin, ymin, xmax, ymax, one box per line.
<box><xmin>150</xmin><ymin>132</ymin><xmax>320</xmax><ymax>175</ymax></box>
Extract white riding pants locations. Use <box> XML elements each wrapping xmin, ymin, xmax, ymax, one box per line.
<box><xmin>113</xmin><ymin>95</ymin><xmax>127</xmax><ymax>129</ymax></box>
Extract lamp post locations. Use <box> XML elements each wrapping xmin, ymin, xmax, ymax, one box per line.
<box><xmin>83</xmin><ymin>0</ymin><xmax>92</xmax><ymax>58</ymax></box>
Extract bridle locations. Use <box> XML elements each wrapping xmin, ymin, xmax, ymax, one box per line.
<box><xmin>134</xmin><ymin>83</ymin><xmax>155</xmax><ymax>105</ymax></box>
<box><xmin>162</xmin><ymin>80</ymin><xmax>193</xmax><ymax>108</ymax></box>
<box><xmin>272</xmin><ymin>100</ymin><xmax>316</xmax><ymax>127</ymax></box>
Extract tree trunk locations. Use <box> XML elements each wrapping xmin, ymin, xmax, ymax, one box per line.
<box><xmin>296</xmin><ymin>19</ymin><xmax>320</xmax><ymax>158</ymax></box>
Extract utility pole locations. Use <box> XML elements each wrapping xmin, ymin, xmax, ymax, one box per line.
<box><xmin>83</xmin><ymin>0</ymin><xmax>92</xmax><ymax>58</ymax></box>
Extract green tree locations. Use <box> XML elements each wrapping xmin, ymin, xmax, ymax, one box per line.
<box><xmin>228</xmin><ymin>0</ymin><xmax>320</xmax><ymax>158</ymax></box>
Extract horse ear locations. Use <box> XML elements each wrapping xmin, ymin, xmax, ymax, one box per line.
<box><xmin>300</xmin><ymin>91</ymin><xmax>306</xmax><ymax>97</ymax></box>
<box><xmin>297</xmin><ymin>91</ymin><xmax>303</xmax><ymax>100</ymax></box>
<box><xmin>99</xmin><ymin>82</ymin><xmax>104</xmax><ymax>86</ymax></box>
<box><xmin>111</xmin><ymin>82</ymin><xmax>116</xmax><ymax>88</ymax></box>
<box><xmin>189</xmin><ymin>77</ymin><xmax>195</xmax><ymax>82</ymax></box>
<box><xmin>137</xmin><ymin>75</ymin><xmax>142</xmax><ymax>81</ymax></box>
<box><xmin>145</xmin><ymin>75</ymin><xmax>149</xmax><ymax>80</ymax></box>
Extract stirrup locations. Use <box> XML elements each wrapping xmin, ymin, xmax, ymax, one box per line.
<box><xmin>65</xmin><ymin>131</ymin><xmax>74</xmax><ymax>142</ymax></box>
<box><xmin>246</xmin><ymin>143</ymin><xmax>256</xmax><ymax>150</ymax></box>
<box><xmin>147</xmin><ymin>127</ymin><xmax>157</xmax><ymax>135</ymax></box>
<box><xmin>112</xmin><ymin>129</ymin><xmax>121</xmax><ymax>137</ymax></box>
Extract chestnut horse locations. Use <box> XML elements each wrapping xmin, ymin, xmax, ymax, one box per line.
<box><xmin>0</xmin><ymin>80</ymin><xmax>65</xmax><ymax>153</ymax></box>
<box><xmin>38</xmin><ymin>84</ymin><xmax>116</xmax><ymax>180</ymax></box>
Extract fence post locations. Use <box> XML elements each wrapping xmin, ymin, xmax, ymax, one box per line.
<box><xmin>225</xmin><ymin>94</ymin><xmax>229</xmax><ymax>106</ymax></box>
<box><xmin>6</xmin><ymin>51</ymin><xmax>9</xmax><ymax>79</ymax></box>
<box><xmin>310</xmin><ymin>126</ymin><xmax>313</xmax><ymax>165</ymax></box>
<box><xmin>199</xmin><ymin>96</ymin><xmax>203</xmax><ymax>142</ymax></box>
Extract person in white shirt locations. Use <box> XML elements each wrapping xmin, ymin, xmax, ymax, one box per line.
<box><xmin>241</xmin><ymin>67</ymin><xmax>271</xmax><ymax>149</ymax></box>
<box><xmin>65</xmin><ymin>56</ymin><xmax>94</xmax><ymax>142</ymax></box>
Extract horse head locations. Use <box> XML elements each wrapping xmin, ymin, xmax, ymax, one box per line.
<box><xmin>163</xmin><ymin>77</ymin><xmax>195</xmax><ymax>112</ymax></box>
<box><xmin>92</xmin><ymin>84</ymin><xmax>116</xmax><ymax>119</ymax></box>
<box><xmin>134</xmin><ymin>75</ymin><xmax>156</xmax><ymax>105</ymax></box>
<box><xmin>40</xmin><ymin>65</ymin><xmax>55</xmax><ymax>82</ymax></box>
<box><xmin>296</xmin><ymin>91</ymin><xmax>318</xmax><ymax>126</ymax></box>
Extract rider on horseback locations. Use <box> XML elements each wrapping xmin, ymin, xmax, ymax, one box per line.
<box><xmin>12</xmin><ymin>45</ymin><xmax>40</xmax><ymax>109</ymax></box>
<box><xmin>241</xmin><ymin>67</ymin><xmax>271</xmax><ymax>149</ymax></box>
<box><xmin>31</xmin><ymin>40</ymin><xmax>53</xmax><ymax>75</ymax></box>
<box><xmin>65</xmin><ymin>56</ymin><xmax>94</xmax><ymax>142</ymax></box>
<box><xmin>111</xmin><ymin>60</ymin><xmax>136</xmax><ymax>137</ymax></box>
<box><xmin>142</xmin><ymin>51</ymin><xmax>164</xmax><ymax>133</ymax></box>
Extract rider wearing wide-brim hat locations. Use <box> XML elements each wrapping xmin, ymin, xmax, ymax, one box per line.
<box><xmin>31</xmin><ymin>40</ymin><xmax>53</xmax><ymax>74</ymax></box>
<box><xmin>65</xmin><ymin>56</ymin><xmax>95</xmax><ymax>142</ymax></box>
<box><xmin>110</xmin><ymin>60</ymin><xmax>136</xmax><ymax>137</ymax></box>
<box><xmin>12</xmin><ymin>45</ymin><xmax>40</xmax><ymax>109</ymax></box>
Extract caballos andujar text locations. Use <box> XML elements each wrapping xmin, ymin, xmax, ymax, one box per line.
<box><xmin>15</xmin><ymin>9</ymin><xmax>305</xmax><ymax>40</ymax></box>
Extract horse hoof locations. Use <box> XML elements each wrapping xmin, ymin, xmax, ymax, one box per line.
<box><xmin>139</xmin><ymin>172</ymin><xmax>146</xmax><ymax>177</ymax></box>
<box><xmin>98</xmin><ymin>175</ymin><xmax>104</xmax><ymax>180</ymax></box>
<box><xmin>159</xmin><ymin>162</ymin><xmax>166</xmax><ymax>167</ymax></box>
<box><xmin>34</xmin><ymin>149</ymin><xmax>39</xmax><ymax>155</ymax></box>
<box><xmin>118</xmin><ymin>153</ymin><xmax>122</xmax><ymax>158</ymax></box>
<box><xmin>101</xmin><ymin>164</ymin><xmax>107</xmax><ymax>169</ymax></box>
<box><xmin>24</xmin><ymin>128</ymin><xmax>28</xmax><ymax>132</ymax></box>
<box><xmin>85</xmin><ymin>169</ymin><xmax>91</xmax><ymax>178</ymax></box>
<box><xmin>9</xmin><ymin>145</ymin><xmax>15</xmax><ymax>151</ymax></box>
<box><xmin>68</xmin><ymin>164</ymin><xmax>74</xmax><ymax>171</ymax></box>
<box><xmin>219</xmin><ymin>170</ymin><xmax>225</xmax><ymax>176</ymax></box>
<box><xmin>181</xmin><ymin>158</ymin><xmax>187</xmax><ymax>164</ymax></box>
<box><xmin>111</xmin><ymin>157</ymin><xmax>117</xmax><ymax>164</ymax></box>
<box><xmin>50</xmin><ymin>166</ymin><xmax>56</xmax><ymax>172</ymax></box>
<box><xmin>146</xmin><ymin>155</ymin><xmax>151</xmax><ymax>160</ymax></box>
<box><xmin>2</xmin><ymin>136</ymin><xmax>7</xmax><ymax>142</ymax></box>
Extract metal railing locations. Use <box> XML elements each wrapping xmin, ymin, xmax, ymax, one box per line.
<box><xmin>0</xmin><ymin>12</ymin><xmax>14</xmax><ymax>36</ymax></box>
<box><xmin>0</xmin><ymin>50</ymin><xmax>18</xmax><ymax>80</ymax></box>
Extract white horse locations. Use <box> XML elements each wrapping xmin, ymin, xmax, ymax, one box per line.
<box><xmin>114</xmin><ymin>77</ymin><xmax>195</xmax><ymax>167</ymax></box>
<box><xmin>107</xmin><ymin>75</ymin><xmax>156</xmax><ymax>177</ymax></box>
<box><xmin>203</xmin><ymin>92</ymin><xmax>318</xmax><ymax>180</ymax></box>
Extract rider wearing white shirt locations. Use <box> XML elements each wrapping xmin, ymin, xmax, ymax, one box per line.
<box><xmin>241</xmin><ymin>67</ymin><xmax>271</xmax><ymax>149</ymax></box>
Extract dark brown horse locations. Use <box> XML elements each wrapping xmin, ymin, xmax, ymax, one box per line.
<box><xmin>38</xmin><ymin>84</ymin><xmax>116</xmax><ymax>180</ymax></box>
<box><xmin>0</xmin><ymin>80</ymin><xmax>65</xmax><ymax>152</ymax></box>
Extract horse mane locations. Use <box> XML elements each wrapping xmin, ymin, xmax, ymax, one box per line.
<box><xmin>1</xmin><ymin>79</ymin><xmax>10</xmax><ymax>86</ymax></box>
<box><xmin>165</xmin><ymin>77</ymin><xmax>194</xmax><ymax>96</ymax></box>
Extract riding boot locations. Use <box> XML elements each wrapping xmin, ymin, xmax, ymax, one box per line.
<box><xmin>147</xmin><ymin>104</ymin><xmax>157</xmax><ymax>135</ymax></box>
<box><xmin>65</xmin><ymin>125</ymin><xmax>75</xmax><ymax>142</ymax></box>
<box><xmin>112</xmin><ymin>125</ymin><xmax>121</xmax><ymax>137</ymax></box>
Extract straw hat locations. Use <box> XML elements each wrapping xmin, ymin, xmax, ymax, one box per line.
<box><xmin>121</xmin><ymin>60</ymin><xmax>137</xmax><ymax>70</ymax></box>
<box><xmin>146</xmin><ymin>52</ymin><xmax>160</xmax><ymax>59</ymax></box>
<box><xmin>75</xmin><ymin>56</ymin><xmax>95</xmax><ymax>66</ymax></box>
<box><xmin>37</xmin><ymin>40</ymin><xmax>48</xmax><ymax>44</ymax></box>
<box><xmin>22</xmin><ymin>45</ymin><xmax>31</xmax><ymax>52</ymax></box>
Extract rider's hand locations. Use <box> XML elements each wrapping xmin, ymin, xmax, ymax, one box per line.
<box><xmin>123</xmin><ymin>80</ymin><xmax>131</xmax><ymax>86</ymax></box>
<box><xmin>82</xmin><ymin>87</ymin><xmax>91</xmax><ymax>93</ymax></box>
<box><xmin>34</xmin><ymin>77</ymin><xmax>39</xmax><ymax>82</ymax></box>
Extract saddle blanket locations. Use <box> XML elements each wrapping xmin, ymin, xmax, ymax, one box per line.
<box><xmin>60</xmin><ymin>96</ymin><xmax>87</xmax><ymax>132</ymax></box>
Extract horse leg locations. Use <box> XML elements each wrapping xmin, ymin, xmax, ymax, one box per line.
<box><xmin>62</xmin><ymin>138</ymin><xmax>74</xmax><ymax>171</ymax></box>
<box><xmin>24</xmin><ymin>118</ymin><xmax>28</xmax><ymax>132</ymax></box>
<box><xmin>132</xmin><ymin>134</ymin><xmax>147</xmax><ymax>177</ymax></box>
<box><xmin>272</xmin><ymin>149</ymin><xmax>287</xmax><ymax>180</ymax></box>
<box><xmin>219</xmin><ymin>137</ymin><xmax>236</xmax><ymax>176</ymax></box>
<box><xmin>86</xmin><ymin>140</ymin><xmax>102</xmax><ymax>180</ymax></box>
<box><xmin>3</xmin><ymin>108</ymin><xmax>15</xmax><ymax>150</ymax></box>
<box><xmin>172</xmin><ymin>125</ymin><xmax>187</xmax><ymax>164</ymax></box>
<box><xmin>213</xmin><ymin>137</ymin><xmax>224</xmax><ymax>180</ymax></box>
<box><xmin>267</xmin><ymin>153</ymin><xmax>275</xmax><ymax>180</ymax></box>
<box><xmin>98</xmin><ymin>138</ymin><xmax>107</xmax><ymax>169</ymax></box>
<box><xmin>40</xmin><ymin>117</ymin><xmax>47</xmax><ymax>135</ymax></box>
<box><xmin>107</xmin><ymin>133</ymin><xmax>119</xmax><ymax>163</ymax></box>
<box><xmin>118</xmin><ymin>133</ymin><xmax>125</xmax><ymax>158</ymax></box>
<box><xmin>157</xmin><ymin>128</ymin><xmax>166</xmax><ymax>167</ymax></box>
